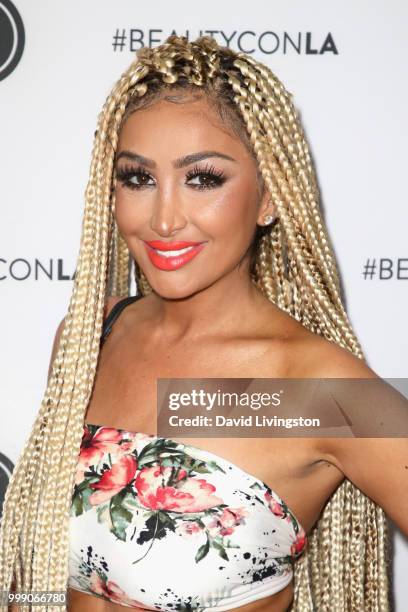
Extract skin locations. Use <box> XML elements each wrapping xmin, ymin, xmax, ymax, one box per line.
<box><xmin>38</xmin><ymin>94</ymin><xmax>407</xmax><ymax>612</ymax></box>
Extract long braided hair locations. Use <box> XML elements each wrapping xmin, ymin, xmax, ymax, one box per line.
<box><xmin>0</xmin><ymin>35</ymin><xmax>390</xmax><ymax>611</ymax></box>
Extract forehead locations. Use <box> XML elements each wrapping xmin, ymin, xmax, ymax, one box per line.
<box><xmin>117</xmin><ymin>95</ymin><xmax>246</xmax><ymax>154</ymax></box>
<box><xmin>123</xmin><ymin>93</ymin><xmax>220</xmax><ymax>124</ymax></box>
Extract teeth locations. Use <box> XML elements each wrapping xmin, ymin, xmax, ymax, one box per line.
<box><xmin>155</xmin><ymin>246</ymin><xmax>195</xmax><ymax>257</ymax></box>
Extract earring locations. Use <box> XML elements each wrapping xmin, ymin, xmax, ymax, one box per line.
<box><xmin>263</xmin><ymin>214</ymin><xmax>275</xmax><ymax>225</ymax></box>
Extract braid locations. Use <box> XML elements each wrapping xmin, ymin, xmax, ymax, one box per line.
<box><xmin>0</xmin><ymin>34</ymin><xmax>390</xmax><ymax>612</ymax></box>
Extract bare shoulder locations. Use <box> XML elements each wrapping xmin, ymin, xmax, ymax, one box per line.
<box><xmin>51</xmin><ymin>296</ymin><xmax>123</xmax><ymax>348</ymax></box>
<box><xmin>256</xmin><ymin>299</ymin><xmax>377</xmax><ymax>380</ymax></box>
<box><xmin>104</xmin><ymin>295</ymin><xmax>125</xmax><ymax>317</ymax></box>
<box><xmin>289</xmin><ymin>324</ymin><xmax>378</xmax><ymax>380</ymax></box>
<box><xmin>47</xmin><ymin>296</ymin><xmax>124</xmax><ymax>381</ymax></box>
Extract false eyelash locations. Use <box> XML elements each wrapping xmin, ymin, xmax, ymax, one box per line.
<box><xmin>115</xmin><ymin>164</ymin><xmax>153</xmax><ymax>190</ymax></box>
<box><xmin>115</xmin><ymin>162</ymin><xmax>227</xmax><ymax>191</ymax></box>
<box><xmin>185</xmin><ymin>163</ymin><xmax>226</xmax><ymax>189</ymax></box>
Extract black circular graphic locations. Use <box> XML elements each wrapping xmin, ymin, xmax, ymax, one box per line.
<box><xmin>0</xmin><ymin>451</ymin><xmax>14</xmax><ymax>517</ymax></box>
<box><xmin>0</xmin><ymin>0</ymin><xmax>24</xmax><ymax>81</ymax></box>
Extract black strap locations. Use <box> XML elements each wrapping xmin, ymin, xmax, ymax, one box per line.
<box><xmin>101</xmin><ymin>294</ymin><xmax>144</xmax><ymax>342</ymax></box>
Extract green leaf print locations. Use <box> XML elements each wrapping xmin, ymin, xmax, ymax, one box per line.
<box><xmin>71</xmin><ymin>484</ymin><xmax>97</xmax><ymax>517</ymax></box>
<box><xmin>71</xmin><ymin>494</ymin><xmax>83</xmax><ymax>516</ymax></box>
<box><xmin>80</xmin><ymin>486</ymin><xmax>97</xmax><ymax>512</ymax></box>
<box><xmin>204</xmin><ymin>459</ymin><xmax>227</xmax><ymax>474</ymax></box>
<box><xmin>136</xmin><ymin>438</ymin><xmax>227</xmax><ymax>478</ymax></box>
<box><xmin>211</xmin><ymin>540</ymin><xmax>229</xmax><ymax>561</ymax></box>
<box><xmin>195</xmin><ymin>534</ymin><xmax>210</xmax><ymax>562</ymax></box>
<box><xmin>137</xmin><ymin>439</ymin><xmax>183</xmax><ymax>465</ymax></box>
<box><xmin>249</xmin><ymin>481</ymin><xmax>264</xmax><ymax>490</ymax></box>
<box><xmin>110</xmin><ymin>505</ymin><xmax>133</xmax><ymax>541</ymax></box>
<box><xmin>109</xmin><ymin>489</ymin><xmax>134</xmax><ymax>541</ymax></box>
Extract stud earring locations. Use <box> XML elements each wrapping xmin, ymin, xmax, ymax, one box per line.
<box><xmin>263</xmin><ymin>214</ymin><xmax>275</xmax><ymax>225</ymax></box>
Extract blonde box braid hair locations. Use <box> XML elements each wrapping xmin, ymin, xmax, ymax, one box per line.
<box><xmin>0</xmin><ymin>35</ymin><xmax>390</xmax><ymax>612</ymax></box>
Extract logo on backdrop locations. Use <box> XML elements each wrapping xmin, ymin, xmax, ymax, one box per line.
<box><xmin>0</xmin><ymin>0</ymin><xmax>25</xmax><ymax>81</ymax></box>
<box><xmin>362</xmin><ymin>258</ymin><xmax>408</xmax><ymax>280</ymax></box>
<box><xmin>0</xmin><ymin>452</ymin><xmax>14</xmax><ymax>518</ymax></box>
<box><xmin>111</xmin><ymin>29</ymin><xmax>338</xmax><ymax>56</ymax></box>
<box><xmin>0</xmin><ymin>258</ymin><xmax>75</xmax><ymax>281</ymax></box>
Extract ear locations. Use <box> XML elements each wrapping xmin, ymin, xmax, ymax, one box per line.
<box><xmin>256</xmin><ymin>189</ymin><xmax>277</xmax><ymax>226</ymax></box>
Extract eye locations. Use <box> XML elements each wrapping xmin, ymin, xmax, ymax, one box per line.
<box><xmin>185</xmin><ymin>163</ymin><xmax>227</xmax><ymax>190</ymax></box>
<box><xmin>115</xmin><ymin>164</ymin><xmax>155</xmax><ymax>190</ymax></box>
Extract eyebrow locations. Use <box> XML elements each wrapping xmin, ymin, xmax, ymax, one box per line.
<box><xmin>115</xmin><ymin>150</ymin><xmax>237</xmax><ymax>169</ymax></box>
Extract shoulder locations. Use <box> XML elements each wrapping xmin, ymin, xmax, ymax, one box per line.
<box><xmin>256</xmin><ymin>300</ymin><xmax>376</xmax><ymax>379</ymax></box>
<box><xmin>47</xmin><ymin>296</ymin><xmax>125</xmax><ymax>380</ymax></box>
<box><xmin>53</xmin><ymin>296</ymin><xmax>124</xmax><ymax>344</ymax></box>
<box><xmin>290</xmin><ymin>327</ymin><xmax>378</xmax><ymax>379</ymax></box>
<box><xmin>104</xmin><ymin>295</ymin><xmax>126</xmax><ymax>319</ymax></box>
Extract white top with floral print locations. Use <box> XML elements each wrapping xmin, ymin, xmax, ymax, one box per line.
<box><xmin>69</xmin><ymin>423</ymin><xmax>307</xmax><ymax>611</ymax></box>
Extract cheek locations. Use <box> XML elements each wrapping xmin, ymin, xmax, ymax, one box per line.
<box><xmin>113</xmin><ymin>187</ymin><xmax>147</xmax><ymax>235</ymax></box>
<box><xmin>197</xmin><ymin>180</ymin><xmax>258</xmax><ymax>245</ymax></box>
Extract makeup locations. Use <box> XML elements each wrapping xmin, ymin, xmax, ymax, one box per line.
<box><xmin>143</xmin><ymin>240</ymin><xmax>207</xmax><ymax>271</ymax></box>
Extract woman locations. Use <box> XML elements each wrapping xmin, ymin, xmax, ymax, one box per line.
<box><xmin>1</xmin><ymin>34</ymin><xmax>407</xmax><ymax>612</ymax></box>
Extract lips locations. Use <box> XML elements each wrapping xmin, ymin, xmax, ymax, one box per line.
<box><xmin>143</xmin><ymin>240</ymin><xmax>207</xmax><ymax>271</ymax></box>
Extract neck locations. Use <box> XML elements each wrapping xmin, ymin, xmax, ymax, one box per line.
<box><xmin>144</xmin><ymin>268</ymin><xmax>274</xmax><ymax>344</ymax></box>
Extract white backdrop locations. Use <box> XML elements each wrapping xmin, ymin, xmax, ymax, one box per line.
<box><xmin>1</xmin><ymin>0</ymin><xmax>407</xmax><ymax>608</ymax></box>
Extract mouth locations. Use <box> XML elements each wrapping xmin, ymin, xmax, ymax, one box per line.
<box><xmin>142</xmin><ymin>240</ymin><xmax>207</xmax><ymax>271</ymax></box>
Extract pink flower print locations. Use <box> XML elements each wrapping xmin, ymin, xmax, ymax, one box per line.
<box><xmin>175</xmin><ymin>520</ymin><xmax>203</xmax><ymax>539</ymax></box>
<box><xmin>115</xmin><ymin>432</ymin><xmax>154</xmax><ymax>457</ymax></box>
<box><xmin>206</xmin><ymin>507</ymin><xmax>249</xmax><ymax>537</ymax></box>
<box><xmin>89</xmin><ymin>571</ymin><xmax>154</xmax><ymax>608</ymax></box>
<box><xmin>219</xmin><ymin>507</ymin><xmax>249</xmax><ymax>535</ymax></box>
<box><xmin>89</xmin><ymin>455</ymin><xmax>137</xmax><ymax>505</ymax></box>
<box><xmin>75</xmin><ymin>426</ymin><xmax>124</xmax><ymax>484</ymax></box>
<box><xmin>290</xmin><ymin>527</ymin><xmax>307</xmax><ymax>558</ymax></box>
<box><xmin>264</xmin><ymin>490</ymin><xmax>286</xmax><ymax>518</ymax></box>
<box><xmin>134</xmin><ymin>465</ymin><xmax>223</xmax><ymax>512</ymax></box>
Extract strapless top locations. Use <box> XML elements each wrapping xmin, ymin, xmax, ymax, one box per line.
<box><xmin>68</xmin><ymin>422</ymin><xmax>307</xmax><ymax>611</ymax></box>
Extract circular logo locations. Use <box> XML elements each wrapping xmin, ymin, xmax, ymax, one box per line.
<box><xmin>0</xmin><ymin>0</ymin><xmax>25</xmax><ymax>81</ymax></box>
<box><xmin>0</xmin><ymin>451</ymin><xmax>14</xmax><ymax>517</ymax></box>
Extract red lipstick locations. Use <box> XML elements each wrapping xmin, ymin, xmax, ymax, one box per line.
<box><xmin>143</xmin><ymin>240</ymin><xmax>207</xmax><ymax>271</ymax></box>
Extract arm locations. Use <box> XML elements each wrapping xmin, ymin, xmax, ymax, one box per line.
<box><xmin>319</xmin><ymin>436</ymin><xmax>408</xmax><ymax>535</ymax></box>
<box><xmin>308</xmin><ymin>338</ymin><xmax>408</xmax><ymax>536</ymax></box>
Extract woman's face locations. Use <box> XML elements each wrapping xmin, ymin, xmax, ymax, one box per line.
<box><xmin>114</xmin><ymin>93</ymin><xmax>273</xmax><ymax>299</ymax></box>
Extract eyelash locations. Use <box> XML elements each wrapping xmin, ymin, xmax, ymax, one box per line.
<box><xmin>185</xmin><ymin>163</ymin><xmax>226</xmax><ymax>190</ymax></box>
<box><xmin>115</xmin><ymin>163</ymin><xmax>227</xmax><ymax>191</ymax></box>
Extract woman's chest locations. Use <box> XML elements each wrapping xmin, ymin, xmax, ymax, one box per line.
<box><xmin>84</xmin><ymin>340</ymin><xmax>302</xmax><ymax>487</ymax></box>
<box><xmin>86</xmin><ymin>328</ymin><xmax>293</xmax><ymax>426</ymax></box>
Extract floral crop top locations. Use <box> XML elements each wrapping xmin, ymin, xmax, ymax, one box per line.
<box><xmin>69</xmin><ymin>423</ymin><xmax>307</xmax><ymax>611</ymax></box>
<box><xmin>68</xmin><ymin>296</ymin><xmax>307</xmax><ymax>611</ymax></box>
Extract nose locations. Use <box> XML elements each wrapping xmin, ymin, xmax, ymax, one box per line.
<box><xmin>149</xmin><ymin>188</ymin><xmax>188</xmax><ymax>237</ymax></box>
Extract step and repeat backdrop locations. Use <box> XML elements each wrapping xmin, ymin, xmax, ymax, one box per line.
<box><xmin>1</xmin><ymin>0</ymin><xmax>407</xmax><ymax>608</ymax></box>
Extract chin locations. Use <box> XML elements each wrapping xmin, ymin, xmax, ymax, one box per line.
<box><xmin>145</xmin><ymin>278</ymin><xmax>208</xmax><ymax>302</ymax></box>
